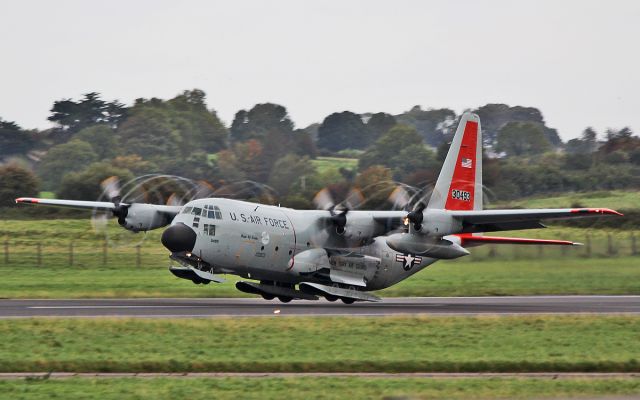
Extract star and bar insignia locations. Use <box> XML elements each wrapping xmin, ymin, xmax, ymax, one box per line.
<box><xmin>395</xmin><ymin>254</ymin><xmax>423</xmax><ymax>271</ymax></box>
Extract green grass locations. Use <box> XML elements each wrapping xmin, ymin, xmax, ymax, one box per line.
<box><xmin>2</xmin><ymin>377</ymin><xmax>640</xmax><ymax>400</ymax></box>
<box><xmin>380</xmin><ymin>257</ymin><xmax>640</xmax><ymax>297</ymax></box>
<box><xmin>1</xmin><ymin>257</ymin><xmax>638</xmax><ymax>299</ymax></box>
<box><xmin>494</xmin><ymin>190</ymin><xmax>640</xmax><ymax>211</ymax></box>
<box><xmin>0</xmin><ymin>266</ymin><xmax>246</xmax><ymax>298</ymax></box>
<box><xmin>1</xmin><ymin>219</ymin><xmax>639</xmax><ymax>298</ymax></box>
<box><xmin>310</xmin><ymin>156</ymin><xmax>358</xmax><ymax>174</ymax></box>
<box><xmin>1</xmin><ymin>316</ymin><xmax>640</xmax><ymax>373</ymax></box>
<box><xmin>37</xmin><ymin>191</ymin><xmax>55</xmax><ymax>199</ymax></box>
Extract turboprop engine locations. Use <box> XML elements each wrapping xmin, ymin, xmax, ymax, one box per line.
<box><xmin>385</xmin><ymin>233</ymin><xmax>469</xmax><ymax>260</ymax></box>
<box><xmin>117</xmin><ymin>203</ymin><xmax>171</xmax><ymax>232</ymax></box>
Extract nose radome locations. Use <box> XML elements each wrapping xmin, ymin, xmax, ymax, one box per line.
<box><xmin>161</xmin><ymin>223</ymin><xmax>197</xmax><ymax>253</ymax></box>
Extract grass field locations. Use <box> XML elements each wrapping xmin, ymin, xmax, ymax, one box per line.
<box><xmin>1</xmin><ymin>315</ymin><xmax>639</xmax><ymax>373</ymax></box>
<box><xmin>310</xmin><ymin>156</ymin><xmax>358</xmax><ymax>174</ymax></box>
<box><xmin>1</xmin><ymin>257</ymin><xmax>639</xmax><ymax>299</ymax></box>
<box><xmin>2</xmin><ymin>376</ymin><xmax>640</xmax><ymax>400</ymax></box>
<box><xmin>494</xmin><ymin>190</ymin><xmax>640</xmax><ymax>211</ymax></box>
<box><xmin>1</xmin><ymin>218</ymin><xmax>638</xmax><ymax>298</ymax></box>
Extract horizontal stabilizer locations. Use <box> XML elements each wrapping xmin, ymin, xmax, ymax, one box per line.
<box><xmin>455</xmin><ymin>234</ymin><xmax>581</xmax><ymax>246</ymax></box>
<box><xmin>452</xmin><ymin>207</ymin><xmax>622</xmax><ymax>234</ymax></box>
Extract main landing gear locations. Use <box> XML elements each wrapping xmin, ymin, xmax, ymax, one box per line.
<box><xmin>260</xmin><ymin>293</ymin><xmax>293</xmax><ymax>303</ymax></box>
<box><xmin>323</xmin><ymin>294</ymin><xmax>352</xmax><ymax>303</ymax></box>
<box><xmin>236</xmin><ymin>280</ymin><xmax>381</xmax><ymax>303</ymax></box>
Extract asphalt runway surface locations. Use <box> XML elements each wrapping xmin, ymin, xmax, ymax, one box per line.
<box><xmin>1</xmin><ymin>296</ymin><xmax>639</xmax><ymax>318</ymax></box>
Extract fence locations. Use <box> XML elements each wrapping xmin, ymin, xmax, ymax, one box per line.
<box><xmin>0</xmin><ymin>231</ymin><xmax>638</xmax><ymax>269</ymax></box>
<box><xmin>0</xmin><ymin>238</ymin><xmax>167</xmax><ymax>269</ymax></box>
<box><xmin>467</xmin><ymin>231</ymin><xmax>639</xmax><ymax>261</ymax></box>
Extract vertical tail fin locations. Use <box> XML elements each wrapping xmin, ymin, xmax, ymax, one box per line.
<box><xmin>427</xmin><ymin>112</ymin><xmax>482</xmax><ymax>211</ymax></box>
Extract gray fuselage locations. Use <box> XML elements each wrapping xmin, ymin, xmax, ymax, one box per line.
<box><xmin>170</xmin><ymin>198</ymin><xmax>437</xmax><ymax>291</ymax></box>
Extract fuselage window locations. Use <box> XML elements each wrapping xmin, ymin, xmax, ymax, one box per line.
<box><xmin>203</xmin><ymin>224</ymin><xmax>216</xmax><ymax>236</ymax></box>
<box><xmin>182</xmin><ymin>207</ymin><xmax>193</xmax><ymax>214</ymax></box>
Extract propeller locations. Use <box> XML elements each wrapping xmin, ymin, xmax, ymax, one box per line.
<box><xmin>343</xmin><ymin>188</ymin><xmax>364</xmax><ymax>210</ymax></box>
<box><xmin>313</xmin><ymin>187</ymin><xmax>362</xmax><ymax>236</ymax></box>
<box><xmin>312</xmin><ymin>188</ymin><xmax>335</xmax><ymax>211</ymax></box>
<box><xmin>166</xmin><ymin>193</ymin><xmax>185</xmax><ymax>207</ymax></box>
<box><xmin>329</xmin><ymin>209</ymin><xmax>348</xmax><ymax>235</ymax></box>
<box><xmin>405</xmin><ymin>202</ymin><xmax>426</xmax><ymax>232</ymax></box>
<box><xmin>388</xmin><ymin>186</ymin><xmax>411</xmax><ymax>210</ymax></box>
<box><xmin>101</xmin><ymin>176</ymin><xmax>131</xmax><ymax>226</ymax></box>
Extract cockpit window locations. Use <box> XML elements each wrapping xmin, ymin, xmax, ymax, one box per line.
<box><xmin>182</xmin><ymin>206</ymin><xmax>192</xmax><ymax>214</ymax></box>
<box><xmin>204</xmin><ymin>205</ymin><xmax>223</xmax><ymax>220</ymax></box>
<box><xmin>191</xmin><ymin>207</ymin><xmax>202</xmax><ymax>216</ymax></box>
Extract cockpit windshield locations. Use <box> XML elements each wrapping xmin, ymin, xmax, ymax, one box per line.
<box><xmin>204</xmin><ymin>205</ymin><xmax>223</xmax><ymax>220</ymax></box>
<box><xmin>182</xmin><ymin>205</ymin><xmax>222</xmax><ymax>219</ymax></box>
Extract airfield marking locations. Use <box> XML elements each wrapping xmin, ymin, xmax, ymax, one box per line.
<box><xmin>1</xmin><ymin>296</ymin><xmax>640</xmax><ymax>318</ymax></box>
<box><xmin>28</xmin><ymin>305</ymin><xmax>213</xmax><ymax>309</ymax></box>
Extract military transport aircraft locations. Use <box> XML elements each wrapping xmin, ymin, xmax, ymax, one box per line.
<box><xmin>16</xmin><ymin>113</ymin><xmax>622</xmax><ymax>303</ymax></box>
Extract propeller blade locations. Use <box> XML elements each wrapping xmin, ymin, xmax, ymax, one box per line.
<box><xmin>344</xmin><ymin>188</ymin><xmax>364</xmax><ymax>210</ymax></box>
<box><xmin>313</xmin><ymin>188</ymin><xmax>335</xmax><ymax>211</ymax></box>
<box><xmin>101</xmin><ymin>176</ymin><xmax>121</xmax><ymax>202</ymax></box>
<box><xmin>166</xmin><ymin>193</ymin><xmax>185</xmax><ymax>207</ymax></box>
<box><xmin>192</xmin><ymin>180</ymin><xmax>215</xmax><ymax>199</ymax></box>
<box><xmin>388</xmin><ymin>186</ymin><xmax>411</xmax><ymax>210</ymax></box>
<box><xmin>90</xmin><ymin>213</ymin><xmax>109</xmax><ymax>233</ymax></box>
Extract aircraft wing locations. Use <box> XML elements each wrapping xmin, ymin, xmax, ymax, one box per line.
<box><xmin>15</xmin><ymin>197</ymin><xmax>183</xmax><ymax>215</ymax></box>
<box><xmin>16</xmin><ymin>197</ymin><xmax>118</xmax><ymax>211</ymax></box>
<box><xmin>370</xmin><ymin>210</ymin><xmax>410</xmax><ymax>232</ymax></box>
<box><xmin>450</xmin><ymin>208</ymin><xmax>622</xmax><ymax>233</ymax></box>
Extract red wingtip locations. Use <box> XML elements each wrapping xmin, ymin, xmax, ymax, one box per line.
<box><xmin>570</xmin><ymin>208</ymin><xmax>623</xmax><ymax>216</ymax></box>
<box><xmin>15</xmin><ymin>197</ymin><xmax>39</xmax><ymax>204</ymax></box>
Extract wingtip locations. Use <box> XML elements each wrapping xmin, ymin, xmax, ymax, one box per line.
<box><xmin>571</xmin><ymin>208</ymin><xmax>623</xmax><ymax>216</ymax></box>
<box><xmin>15</xmin><ymin>197</ymin><xmax>38</xmax><ymax>204</ymax></box>
<box><xmin>600</xmin><ymin>208</ymin><xmax>623</xmax><ymax>216</ymax></box>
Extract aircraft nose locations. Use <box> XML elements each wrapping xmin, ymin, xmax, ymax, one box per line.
<box><xmin>161</xmin><ymin>223</ymin><xmax>197</xmax><ymax>253</ymax></box>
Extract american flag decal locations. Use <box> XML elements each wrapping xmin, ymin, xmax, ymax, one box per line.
<box><xmin>461</xmin><ymin>158</ymin><xmax>472</xmax><ymax>168</ymax></box>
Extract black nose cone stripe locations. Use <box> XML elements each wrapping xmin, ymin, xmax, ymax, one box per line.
<box><xmin>161</xmin><ymin>223</ymin><xmax>197</xmax><ymax>253</ymax></box>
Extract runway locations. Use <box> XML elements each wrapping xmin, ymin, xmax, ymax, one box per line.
<box><xmin>1</xmin><ymin>296</ymin><xmax>639</xmax><ymax>318</ymax></box>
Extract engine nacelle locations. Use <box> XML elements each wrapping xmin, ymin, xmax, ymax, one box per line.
<box><xmin>288</xmin><ymin>248</ymin><xmax>330</xmax><ymax>274</ymax></box>
<box><xmin>339</xmin><ymin>213</ymin><xmax>376</xmax><ymax>242</ymax></box>
<box><xmin>386</xmin><ymin>233</ymin><xmax>469</xmax><ymax>259</ymax></box>
<box><xmin>119</xmin><ymin>204</ymin><xmax>170</xmax><ymax>232</ymax></box>
<box><xmin>418</xmin><ymin>209</ymin><xmax>463</xmax><ymax>236</ymax></box>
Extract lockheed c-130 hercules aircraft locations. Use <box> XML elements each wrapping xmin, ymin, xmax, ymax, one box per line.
<box><xmin>16</xmin><ymin>113</ymin><xmax>622</xmax><ymax>304</ymax></box>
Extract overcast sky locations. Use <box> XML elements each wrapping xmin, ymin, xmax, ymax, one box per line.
<box><xmin>1</xmin><ymin>0</ymin><xmax>638</xmax><ymax>140</ymax></box>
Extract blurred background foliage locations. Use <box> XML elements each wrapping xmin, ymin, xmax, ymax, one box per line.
<box><xmin>1</xmin><ymin>88</ymin><xmax>639</xmax><ymax>213</ymax></box>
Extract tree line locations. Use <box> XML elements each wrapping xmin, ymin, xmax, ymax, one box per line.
<box><xmin>1</xmin><ymin>89</ymin><xmax>639</xmax><ymax>209</ymax></box>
